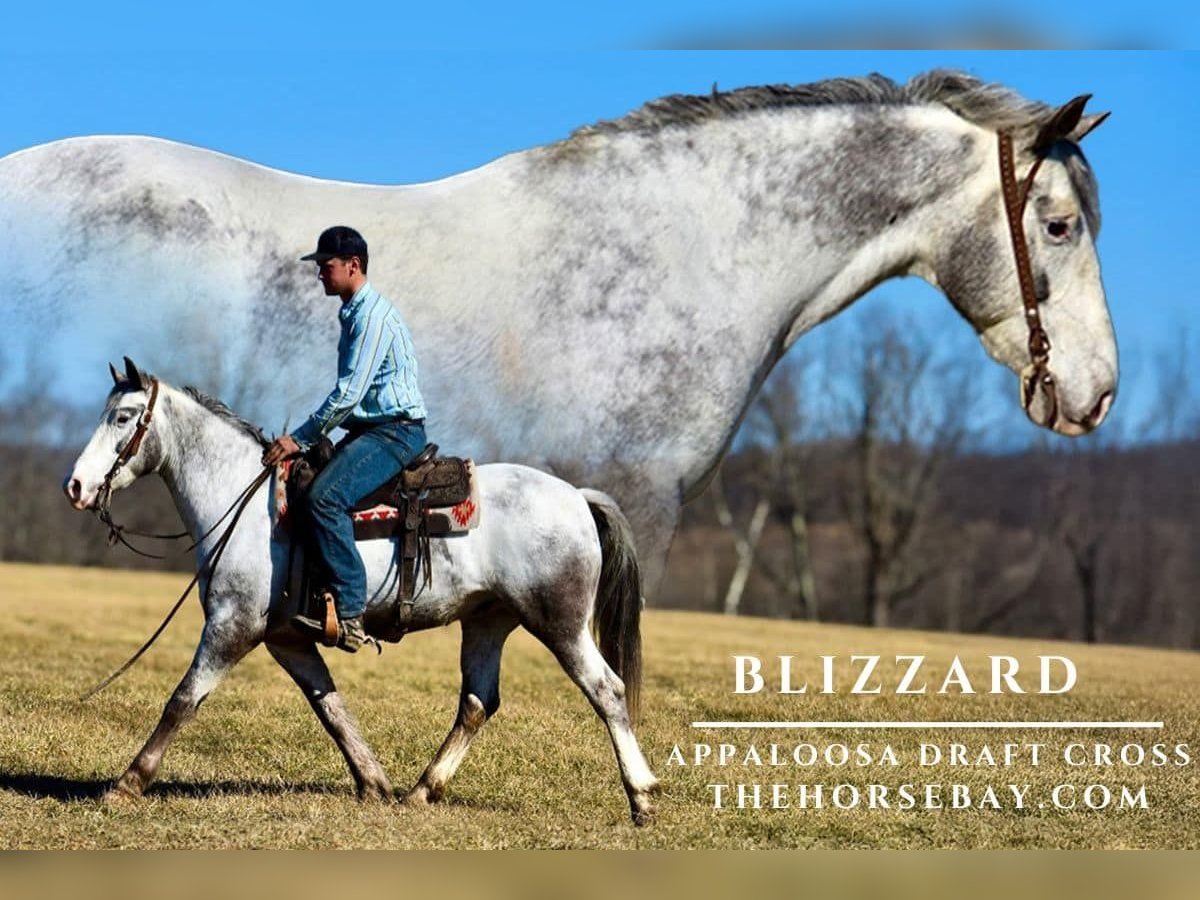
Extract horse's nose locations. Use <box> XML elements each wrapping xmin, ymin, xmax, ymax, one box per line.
<box><xmin>64</xmin><ymin>476</ymin><xmax>83</xmax><ymax>503</ymax></box>
<box><xmin>1083</xmin><ymin>390</ymin><xmax>1114</xmax><ymax>430</ymax></box>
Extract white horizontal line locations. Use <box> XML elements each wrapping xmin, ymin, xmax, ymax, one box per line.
<box><xmin>691</xmin><ymin>721</ymin><xmax>1164</xmax><ymax>729</ymax></box>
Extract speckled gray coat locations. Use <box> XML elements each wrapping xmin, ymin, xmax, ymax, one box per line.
<box><xmin>13</xmin><ymin>71</ymin><xmax>1117</xmax><ymax>592</ymax></box>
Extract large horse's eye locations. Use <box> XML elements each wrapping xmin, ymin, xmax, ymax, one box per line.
<box><xmin>1045</xmin><ymin>218</ymin><xmax>1072</xmax><ymax>242</ymax></box>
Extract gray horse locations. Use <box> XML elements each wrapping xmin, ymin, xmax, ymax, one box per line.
<box><xmin>6</xmin><ymin>70</ymin><xmax>1117</xmax><ymax>593</ymax></box>
<box><xmin>64</xmin><ymin>359</ymin><xmax>659</xmax><ymax>825</ymax></box>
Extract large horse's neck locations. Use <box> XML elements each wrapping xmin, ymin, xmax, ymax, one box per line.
<box><xmin>524</xmin><ymin>104</ymin><xmax>990</xmax><ymax>473</ymax></box>
<box><xmin>542</xmin><ymin>102</ymin><xmax>989</xmax><ymax>356</ymax></box>
<box><xmin>154</xmin><ymin>390</ymin><xmax>266</xmax><ymax>543</ymax></box>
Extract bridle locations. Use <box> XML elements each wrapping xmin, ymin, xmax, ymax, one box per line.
<box><xmin>98</xmin><ymin>376</ymin><xmax>159</xmax><ymax>508</ymax></box>
<box><xmin>92</xmin><ymin>375</ymin><xmax>270</xmax><ymax>556</ymax></box>
<box><xmin>93</xmin><ymin>377</ymin><xmax>185</xmax><ymax>553</ymax></box>
<box><xmin>997</xmin><ymin>130</ymin><xmax>1058</xmax><ymax>430</ymax></box>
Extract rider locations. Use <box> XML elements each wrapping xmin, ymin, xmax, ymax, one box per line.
<box><xmin>263</xmin><ymin>226</ymin><xmax>427</xmax><ymax>652</ymax></box>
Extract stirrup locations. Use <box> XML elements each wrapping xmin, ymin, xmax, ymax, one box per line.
<box><xmin>321</xmin><ymin>592</ymin><xmax>339</xmax><ymax>646</ymax></box>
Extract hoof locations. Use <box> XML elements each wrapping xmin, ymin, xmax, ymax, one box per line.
<box><xmin>630</xmin><ymin>804</ymin><xmax>656</xmax><ymax>827</ymax></box>
<box><xmin>402</xmin><ymin>784</ymin><xmax>433</xmax><ymax>807</ymax></box>
<box><xmin>102</xmin><ymin>780</ymin><xmax>142</xmax><ymax>805</ymax></box>
<box><xmin>356</xmin><ymin>780</ymin><xmax>394</xmax><ymax>803</ymax></box>
<box><xmin>629</xmin><ymin>790</ymin><xmax>657</xmax><ymax>826</ymax></box>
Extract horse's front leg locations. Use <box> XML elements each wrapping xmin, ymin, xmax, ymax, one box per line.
<box><xmin>265</xmin><ymin>640</ymin><xmax>393</xmax><ymax>800</ymax></box>
<box><xmin>105</xmin><ymin>612</ymin><xmax>257</xmax><ymax>801</ymax></box>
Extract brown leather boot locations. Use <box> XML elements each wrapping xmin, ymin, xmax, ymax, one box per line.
<box><xmin>336</xmin><ymin>616</ymin><xmax>366</xmax><ymax>653</ymax></box>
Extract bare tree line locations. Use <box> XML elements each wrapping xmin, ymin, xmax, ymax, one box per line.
<box><xmin>671</xmin><ymin>313</ymin><xmax>1200</xmax><ymax>649</ymax></box>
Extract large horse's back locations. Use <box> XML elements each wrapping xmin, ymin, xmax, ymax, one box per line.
<box><xmin>1</xmin><ymin>135</ymin><xmax>298</xmax><ymax>251</ymax></box>
<box><xmin>0</xmin><ymin>135</ymin><xmax>364</xmax><ymax>301</ymax></box>
<box><xmin>0</xmin><ymin>134</ymin><xmax>523</xmax><ymax>453</ymax></box>
<box><xmin>0</xmin><ymin>136</ymin><xmax>354</xmax><ymax>415</ymax></box>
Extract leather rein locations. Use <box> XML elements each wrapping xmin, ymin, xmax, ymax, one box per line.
<box><xmin>82</xmin><ymin>377</ymin><xmax>272</xmax><ymax>700</ymax></box>
<box><xmin>997</xmin><ymin>130</ymin><xmax>1058</xmax><ymax>430</ymax></box>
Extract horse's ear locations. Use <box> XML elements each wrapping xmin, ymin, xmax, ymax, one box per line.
<box><xmin>1068</xmin><ymin>110</ymin><xmax>1110</xmax><ymax>143</ymax></box>
<box><xmin>109</xmin><ymin>362</ymin><xmax>123</xmax><ymax>385</ymax></box>
<box><xmin>1033</xmin><ymin>94</ymin><xmax>1091</xmax><ymax>155</ymax></box>
<box><xmin>123</xmin><ymin>356</ymin><xmax>147</xmax><ymax>389</ymax></box>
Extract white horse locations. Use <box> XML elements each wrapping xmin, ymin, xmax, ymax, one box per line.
<box><xmin>5</xmin><ymin>70</ymin><xmax>1118</xmax><ymax>592</ymax></box>
<box><xmin>63</xmin><ymin>359</ymin><xmax>659</xmax><ymax>825</ymax></box>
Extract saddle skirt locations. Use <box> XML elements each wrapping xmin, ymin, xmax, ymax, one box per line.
<box><xmin>274</xmin><ymin>457</ymin><xmax>480</xmax><ymax>541</ymax></box>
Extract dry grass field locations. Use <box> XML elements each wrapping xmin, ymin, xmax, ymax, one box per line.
<box><xmin>1</xmin><ymin>561</ymin><xmax>1197</xmax><ymax>849</ymax></box>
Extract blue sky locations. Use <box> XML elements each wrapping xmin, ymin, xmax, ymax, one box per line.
<box><xmin>0</xmin><ymin>47</ymin><xmax>1194</xmax><ymax>444</ymax></box>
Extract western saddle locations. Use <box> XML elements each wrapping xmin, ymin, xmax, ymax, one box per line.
<box><xmin>283</xmin><ymin>439</ymin><xmax>474</xmax><ymax>641</ymax></box>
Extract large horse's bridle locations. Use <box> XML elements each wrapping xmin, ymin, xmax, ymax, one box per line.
<box><xmin>997</xmin><ymin>130</ymin><xmax>1057</xmax><ymax>429</ymax></box>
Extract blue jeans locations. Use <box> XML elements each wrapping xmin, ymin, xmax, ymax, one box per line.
<box><xmin>306</xmin><ymin>420</ymin><xmax>427</xmax><ymax>619</ymax></box>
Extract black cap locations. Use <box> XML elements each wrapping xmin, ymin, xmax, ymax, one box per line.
<box><xmin>300</xmin><ymin>226</ymin><xmax>368</xmax><ymax>263</ymax></box>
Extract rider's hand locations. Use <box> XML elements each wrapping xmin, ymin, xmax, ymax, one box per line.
<box><xmin>263</xmin><ymin>434</ymin><xmax>301</xmax><ymax>466</ymax></box>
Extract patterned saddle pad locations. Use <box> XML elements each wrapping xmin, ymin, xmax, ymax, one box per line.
<box><xmin>274</xmin><ymin>458</ymin><xmax>480</xmax><ymax>540</ymax></box>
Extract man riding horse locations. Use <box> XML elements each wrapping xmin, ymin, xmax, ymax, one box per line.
<box><xmin>262</xmin><ymin>226</ymin><xmax>428</xmax><ymax>652</ymax></box>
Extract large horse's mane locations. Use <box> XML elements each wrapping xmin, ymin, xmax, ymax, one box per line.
<box><xmin>180</xmin><ymin>385</ymin><xmax>269</xmax><ymax>448</ymax></box>
<box><xmin>569</xmin><ymin>69</ymin><xmax>1051</xmax><ymax>140</ymax></box>
<box><xmin>566</xmin><ymin>68</ymin><xmax>1100</xmax><ymax>233</ymax></box>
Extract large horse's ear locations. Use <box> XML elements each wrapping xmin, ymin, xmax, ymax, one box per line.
<box><xmin>1033</xmin><ymin>94</ymin><xmax>1091</xmax><ymax>155</ymax></box>
<box><xmin>109</xmin><ymin>362</ymin><xmax>123</xmax><ymax>385</ymax></box>
<box><xmin>1068</xmin><ymin>110</ymin><xmax>1110</xmax><ymax>143</ymax></box>
<box><xmin>123</xmin><ymin>356</ymin><xmax>147</xmax><ymax>389</ymax></box>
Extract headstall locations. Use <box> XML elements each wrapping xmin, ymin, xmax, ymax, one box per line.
<box><xmin>96</xmin><ymin>377</ymin><xmax>160</xmax><ymax>521</ymax></box>
<box><xmin>997</xmin><ymin>130</ymin><xmax>1057</xmax><ymax>429</ymax></box>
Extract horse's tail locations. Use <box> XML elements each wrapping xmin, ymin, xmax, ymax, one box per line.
<box><xmin>580</xmin><ymin>488</ymin><xmax>643</xmax><ymax>721</ymax></box>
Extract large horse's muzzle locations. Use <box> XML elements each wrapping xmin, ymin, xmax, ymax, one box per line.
<box><xmin>1021</xmin><ymin>366</ymin><xmax>1113</xmax><ymax>436</ymax></box>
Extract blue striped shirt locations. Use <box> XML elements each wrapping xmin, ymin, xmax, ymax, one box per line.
<box><xmin>293</xmin><ymin>282</ymin><xmax>427</xmax><ymax>449</ymax></box>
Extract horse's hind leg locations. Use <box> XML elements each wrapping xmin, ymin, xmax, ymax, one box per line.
<box><xmin>105</xmin><ymin>613</ymin><xmax>255</xmax><ymax>801</ymax></box>
<box><xmin>403</xmin><ymin>607</ymin><xmax>517</xmax><ymax>807</ymax></box>
<box><xmin>546</xmin><ymin>630</ymin><xmax>659</xmax><ymax>826</ymax></box>
<box><xmin>265</xmin><ymin>641</ymin><xmax>393</xmax><ymax>800</ymax></box>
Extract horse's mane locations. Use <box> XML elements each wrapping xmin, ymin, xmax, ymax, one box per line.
<box><xmin>565</xmin><ymin>68</ymin><xmax>1100</xmax><ymax>233</ymax></box>
<box><xmin>108</xmin><ymin>377</ymin><xmax>268</xmax><ymax>448</ymax></box>
<box><xmin>569</xmin><ymin>69</ymin><xmax>1052</xmax><ymax>141</ymax></box>
<box><xmin>180</xmin><ymin>385</ymin><xmax>270</xmax><ymax>448</ymax></box>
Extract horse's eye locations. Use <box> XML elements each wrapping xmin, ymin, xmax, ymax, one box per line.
<box><xmin>1046</xmin><ymin>219</ymin><xmax>1071</xmax><ymax>241</ymax></box>
<box><xmin>116</xmin><ymin>413</ymin><xmax>131</xmax><ymax>426</ymax></box>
